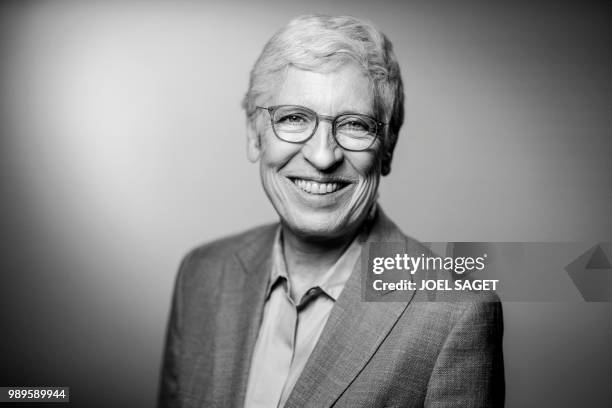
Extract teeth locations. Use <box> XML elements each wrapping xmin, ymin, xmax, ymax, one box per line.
<box><xmin>293</xmin><ymin>179</ymin><xmax>342</xmax><ymax>195</ymax></box>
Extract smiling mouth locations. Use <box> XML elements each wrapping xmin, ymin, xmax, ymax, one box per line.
<box><xmin>289</xmin><ymin>178</ymin><xmax>350</xmax><ymax>195</ymax></box>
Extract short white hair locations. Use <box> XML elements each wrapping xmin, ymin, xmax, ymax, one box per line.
<box><xmin>242</xmin><ymin>14</ymin><xmax>404</xmax><ymax>153</ymax></box>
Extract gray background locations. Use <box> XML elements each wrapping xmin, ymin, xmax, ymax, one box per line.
<box><xmin>1</xmin><ymin>1</ymin><xmax>611</xmax><ymax>406</ymax></box>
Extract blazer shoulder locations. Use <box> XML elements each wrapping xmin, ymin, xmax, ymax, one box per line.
<box><xmin>190</xmin><ymin>223</ymin><xmax>277</xmax><ymax>259</ymax></box>
<box><xmin>177</xmin><ymin>223</ymin><xmax>277</xmax><ymax>278</ymax></box>
<box><xmin>371</xmin><ymin>212</ymin><xmax>502</xmax><ymax>305</ymax></box>
<box><xmin>398</xmin><ymin>233</ymin><xmax>502</xmax><ymax>305</ymax></box>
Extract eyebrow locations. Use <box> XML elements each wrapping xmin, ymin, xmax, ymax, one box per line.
<box><xmin>278</xmin><ymin>104</ymin><xmax>376</xmax><ymax>118</ymax></box>
<box><xmin>334</xmin><ymin>109</ymin><xmax>376</xmax><ymax>117</ymax></box>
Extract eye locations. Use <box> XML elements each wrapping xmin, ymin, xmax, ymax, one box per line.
<box><xmin>276</xmin><ymin>114</ymin><xmax>308</xmax><ymax>125</ymax></box>
<box><xmin>337</xmin><ymin>116</ymin><xmax>374</xmax><ymax>133</ymax></box>
<box><xmin>341</xmin><ymin>120</ymin><xmax>368</xmax><ymax>131</ymax></box>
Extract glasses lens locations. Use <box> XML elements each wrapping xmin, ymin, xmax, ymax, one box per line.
<box><xmin>334</xmin><ymin>115</ymin><xmax>378</xmax><ymax>151</ymax></box>
<box><xmin>271</xmin><ymin>106</ymin><xmax>316</xmax><ymax>143</ymax></box>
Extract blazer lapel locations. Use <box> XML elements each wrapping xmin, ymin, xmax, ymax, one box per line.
<box><xmin>207</xmin><ymin>225</ymin><xmax>277</xmax><ymax>407</ymax></box>
<box><xmin>284</xmin><ymin>210</ymin><xmax>417</xmax><ymax>408</ymax></box>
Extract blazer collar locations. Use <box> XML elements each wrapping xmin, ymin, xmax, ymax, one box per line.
<box><xmin>205</xmin><ymin>224</ymin><xmax>276</xmax><ymax>407</ymax></box>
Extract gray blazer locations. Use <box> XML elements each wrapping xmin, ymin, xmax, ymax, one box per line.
<box><xmin>159</xmin><ymin>210</ymin><xmax>504</xmax><ymax>407</ymax></box>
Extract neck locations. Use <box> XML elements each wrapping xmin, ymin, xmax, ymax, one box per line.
<box><xmin>281</xmin><ymin>224</ymin><xmax>359</xmax><ymax>296</ymax></box>
<box><xmin>283</xmin><ymin>226</ymin><xmax>356</xmax><ymax>265</ymax></box>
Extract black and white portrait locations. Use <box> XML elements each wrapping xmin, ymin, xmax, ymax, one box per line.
<box><xmin>1</xmin><ymin>1</ymin><xmax>610</xmax><ymax>407</ymax></box>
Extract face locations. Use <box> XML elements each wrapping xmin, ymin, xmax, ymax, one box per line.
<box><xmin>248</xmin><ymin>63</ymin><xmax>386</xmax><ymax>241</ymax></box>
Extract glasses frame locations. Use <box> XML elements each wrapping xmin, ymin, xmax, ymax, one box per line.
<box><xmin>256</xmin><ymin>105</ymin><xmax>386</xmax><ymax>152</ymax></box>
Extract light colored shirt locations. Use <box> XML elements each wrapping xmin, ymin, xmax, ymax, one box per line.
<box><xmin>243</xmin><ymin>228</ymin><xmax>362</xmax><ymax>408</ymax></box>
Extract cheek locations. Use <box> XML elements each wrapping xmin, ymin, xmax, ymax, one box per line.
<box><xmin>259</xmin><ymin>132</ymin><xmax>300</xmax><ymax>168</ymax></box>
<box><xmin>345</xmin><ymin>153</ymin><xmax>381</xmax><ymax>210</ymax></box>
<box><xmin>347</xmin><ymin>151</ymin><xmax>382</xmax><ymax>179</ymax></box>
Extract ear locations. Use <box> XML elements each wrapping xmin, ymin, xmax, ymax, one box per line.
<box><xmin>246</xmin><ymin>122</ymin><xmax>261</xmax><ymax>162</ymax></box>
<box><xmin>381</xmin><ymin>145</ymin><xmax>395</xmax><ymax>176</ymax></box>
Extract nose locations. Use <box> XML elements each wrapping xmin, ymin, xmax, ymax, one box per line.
<box><xmin>301</xmin><ymin>121</ymin><xmax>344</xmax><ymax>171</ymax></box>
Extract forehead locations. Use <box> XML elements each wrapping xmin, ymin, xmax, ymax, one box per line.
<box><xmin>273</xmin><ymin>64</ymin><xmax>374</xmax><ymax>116</ymax></box>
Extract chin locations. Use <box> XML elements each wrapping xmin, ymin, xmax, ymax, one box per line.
<box><xmin>280</xmin><ymin>206</ymin><xmax>368</xmax><ymax>242</ymax></box>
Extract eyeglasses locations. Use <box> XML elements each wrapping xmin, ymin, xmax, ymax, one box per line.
<box><xmin>256</xmin><ymin>105</ymin><xmax>386</xmax><ymax>152</ymax></box>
